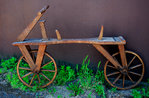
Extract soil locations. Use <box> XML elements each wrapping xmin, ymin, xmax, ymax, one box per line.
<box><xmin>0</xmin><ymin>73</ymin><xmax>143</xmax><ymax>98</ymax></box>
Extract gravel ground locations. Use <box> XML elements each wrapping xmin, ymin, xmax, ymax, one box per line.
<box><xmin>0</xmin><ymin>73</ymin><xmax>137</xmax><ymax>98</ymax></box>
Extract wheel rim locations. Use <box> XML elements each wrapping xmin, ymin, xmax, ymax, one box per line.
<box><xmin>104</xmin><ymin>51</ymin><xmax>144</xmax><ymax>89</ymax></box>
<box><xmin>17</xmin><ymin>50</ymin><xmax>57</xmax><ymax>88</ymax></box>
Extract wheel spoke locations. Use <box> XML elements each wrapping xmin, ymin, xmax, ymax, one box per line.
<box><xmin>113</xmin><ymin>74</ymin><xmax>121</xmax><ymax>84</ymax></box>
<box><xmin>29</xmin><ymin>74</ymin><xmax>35</xmax><ymax>86</ymax></box>
<box><xmin>42</xmin><ymin>61</ymin><xmax>52</xmax><ymax>68</ymax></box>
<box><xmin>22</xmin><ymin>72</ymin><xmax>33</xmax><ymax>78</ymax></box>
<box><xmin>41</xmin><ymin>69</ymin><xmax>55</xmax><ymax>72</ymax></box>
<box><xmin>127</xmin><ymin>73</ymin><xmax>134</xmax><ymax>83</ymax></box>
<box><xmin>129</xmin><ymin>64</ymin><xmax>142</xmax><ymax>70</ymax></box>
<box><xmin>40</xmin><ymin>73</ymin><xmax>51</xmax><ymax>81</ymax></box>
<box><xmin>19</xmin><ymin>67</ymin><xmax>31</xmax><ymax>70</ymax></box>
<box><xmin>123</xmin><ymin>75</ymin><xmax>125</xmax><ymax>88</ymax></box>
<box><xmin>37</xmin><ymin>74</ymin><xmax>40</xmax><ymax>83</ymax></box>
<box><xmin>128</xmin><ymin>56</ymin><xmax>136</xmax><ymax>67</ymax></box>
<box><xmin>129</xmin><ymin>71</ymin><xmax>142</xmax><ymax>77</ymax></box>
<box><xmin>107</xmin><ymin>71</ymin><xmax>120</xmax><ymax>77</ymax></box>
<box><xmin>23</xmin><ymin>57</ymin><xmax>27</xmax><ymax>62</ymax></box>
<box><xmin>107</xmin><ymin>65</ymin><xmax>116</xmax><ymax>69</ymax></box>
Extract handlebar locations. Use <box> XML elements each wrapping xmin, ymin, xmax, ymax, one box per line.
<box><xmin>38</xmin><ymin>5</ymin><xmax>49</xmax><ymax>15</ymax></box>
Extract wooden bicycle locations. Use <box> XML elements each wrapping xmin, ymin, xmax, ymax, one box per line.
<box><xmin>12</xmin><ymin>5</ymin><xmax>144</xmax><ymax>89</ymax></box>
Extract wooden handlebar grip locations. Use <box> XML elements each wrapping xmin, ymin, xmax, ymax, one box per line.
<box><xmin>38</xmin><ymin>5</ymin><xmax>49</xmax><ymax>15</ymax></box>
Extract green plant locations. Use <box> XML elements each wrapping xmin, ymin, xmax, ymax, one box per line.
<box><xmin>49</xmin><ymin>86</ymin><xmax>56</xmax><ymax>96</ymax></box>
<box><xmin>131</xmin><ymin>89</ymin><xmax>142</xmax><ymax>98</ymax></box>
<box><xmin>55</xmin><ymin>65</ymin><xmax>76</xmax><ymax>85</ymax></box>
<box><xmin>88</xmin><ymin>92</ymin><xmax>92</xmax><ymax>98</ymax></box>
<box><xmin>57</xmin><ymin>95</ymin><xmax>62</xmax><ymax>98</ymax></box>
<box><xmin>67</xmin><ymin>82</ymin><xmax>84</xmax><ymax>96</ymax></box>
<box><xmin>94</xmin><ymin>85</ymin><xmax>106</xmax><ymax>98</ymax></box>
<box><xmin>0</xmin><ymin>57</ymin><xmax>37</xmax><ymax>92</ymax></box>
<box><xmin>109</xmin><ymin>87</ymin><xmax>117</xmax><ymax>93</ymax></box>
<box><xmin>77</xmin><ymin>56</ymin><xmax>94</xmax><ymax>89</ymax></box>
<box><xmin>0</xmin><ymin>57</ymin><xmax>17</xmax><ymax>71</ymax></box>
<box><xmin>1</xmin><ymin>56</ymin><xmax>106</xmax><ymax>97</ymax></box>
<box><xmin>71</xmin><ymin>56</ymin><xmax>105</xmax><ymax>97</ymax></box>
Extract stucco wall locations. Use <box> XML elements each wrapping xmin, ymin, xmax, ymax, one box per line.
<box><xmin>0</xmin><ymin>0</ymin><xmax>149</xmax><ymax>78</ymax></box>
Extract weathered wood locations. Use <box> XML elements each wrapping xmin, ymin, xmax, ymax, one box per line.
<box><xmin>17</xmin><ymin>5</ymin><xmax>49</xmax><ymax>41</ymax></box>
<box><xmin>39</xmin><ymin>20</ymin><xmax>48</xmax><ymax>40</ymax></box>
<box><xmin>38</xmin><ymin>5</ymin><xmax>49</xmax><ymax>15</ymax></box>
<box><xmin>13</xmin><ymin>37</ymin><xmax>126</xmax><ymax>46</ymax></box>
<box><xmin>26</xmin><ymin>45</ymin><xmax>32</xmax><ymax>51</ymax></box>
<box><xmin>118</xmin><ymin>45</ymin><xmax>127</xmax><ymax>67</ymax></box>
<box><xmin>18</xmin><ymin>45</ymin><xmax>36</xmax><ymax>70</ymax></box>
<box><xmin>93</xmin><ymin>44</ymin><xmax>122</xmax><ymax>69</ymax></box>
<box><xmin>35</xmin><ymin>45</ymin><xmax>47</xmax><ymax>72</ymax></box>
<box><xmin>98</xmin><ymin>25</ymin><xmax>104</xmax><ymax>40</ymax></box>
<box><xmin>55</xmin><ymin>30</ymin><xmax>62</xmax><ymax>40</ymax></box>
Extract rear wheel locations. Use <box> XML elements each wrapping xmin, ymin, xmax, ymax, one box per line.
<box><xmin>104</xmin><ymin>51</ymin><xmax>144</xmax><ymax>89</ymax></box>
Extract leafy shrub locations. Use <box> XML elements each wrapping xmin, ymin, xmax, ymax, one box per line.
<box><xmin>0</xmin><ymin>56</ymin><xmax>106</xmax><ymax>97</ymax></box>
<box><xmin>67</xmin><ymin>56</ymin><xmax>105</xmax><ymax>97</ymax></box>
<box><xmin>67</xmin><ymin>82</ymin><xmax>84</xmax><ymax>96</ymax></box>
<box><xmin>54</xmin><ymin>65</ymin><xmax>76</xmax><ymax>85</ymax></box>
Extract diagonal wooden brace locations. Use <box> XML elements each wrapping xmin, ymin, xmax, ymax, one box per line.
<box><xmin>18</xmin><ymin>45</ymin><xmax>36</xmax><ymax>70</ymax></box>
<box><xmin>17</xmin><ymin>5</ymin><xmax>49</xmax><ymax>41</ymax></box>
<box><xmin>93</xmin><ymin>44</ymin><xmax>122</xmax><ymax>69</ymax></box>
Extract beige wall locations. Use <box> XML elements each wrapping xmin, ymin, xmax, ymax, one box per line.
<box><xmin>0</xmin><ymin>0</ymin><xmax>149</xmax><ymax>77</ymax></box>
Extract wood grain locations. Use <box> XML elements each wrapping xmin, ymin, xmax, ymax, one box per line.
<box><xmin>17</xmin><ymin>5</ymin><xmax>49</xmax><ymax>41</ymax></box>
<box><xmin>35</xmin><ymin>45</ymin><xmax>47</xmax><ymax>72</ymax></box>
<box><xmin>98</xmin><ymin>25</ymin><xmax>104</xmax><ymax>40</ymax></box>
<box><xmin>39</xmin><ymin>20</ymin><xmax>48</xmax><ymax>40</ymax></box>
<box><xmin>118</xmin><ymin>45</ymin><xmax>127</xmax><ymax>67</ymax></box>
<box><xmin>93</xmin><ymin>44</ymin><xmax>121</xmax><ymax>69</ymax></box>
<box><xmin>13</xmin><ymin>37</ymin><xmax>126</xmax><ymax>46</ymax></box>
<box><xmin>18</xmin><ymin>45</ymin><xmax>36</xmax><ymax>70</ymax></box>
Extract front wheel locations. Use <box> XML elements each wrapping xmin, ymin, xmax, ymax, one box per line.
<box><xmin>104</xmin><ymin>51</ymin><xmax>144</xmax><ymax>89</ymax></box>
<box><xmin>17</xmin><ymin>50</ymin><xmax>57</xmax><ymax>88</ymax></box>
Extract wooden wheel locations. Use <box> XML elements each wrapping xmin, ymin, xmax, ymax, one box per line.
<box><xmin>17</xmin><ymin>50</ymin><xmax>57</xmax><ymax>88</ymax></box>
<box><xmin>104</xmin><ymin>51</ymin><xmax>144</xmax><ymax>89</ymax></box>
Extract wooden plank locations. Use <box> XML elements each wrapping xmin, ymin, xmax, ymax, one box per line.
<box><xmin>93</xmin><ymin>44</ymin><xmax>122</xmax><ymax>69</ymax></box>
<box><xmin>13</xmin><ymin>37</ymin><xmax>126</xmax><ymax>46</ymax></box>
<box><xmin>118</xmin><ymin>45</ymin><xmax>127</xmax><ymax>67</ymax></box>
<box><xmin>35</xmin><ymin>45</ymin><xmax>47</xmax><ymax>72</ymax></box>
<box><xmin>17</xmin><ymin>5</ymin><xmax>49</xmax><ymax>41</ymax></box>
<box><xmin>18</xmin><ymin>45</ymin><xmax>36</xmax><ymax>70</ymax></box>
<box><xmin>39</xmin><ymin>20</ymin><xmax>48</xmax><ymax>40</ymax></box>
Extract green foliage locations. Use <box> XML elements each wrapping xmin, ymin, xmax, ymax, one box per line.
<box><xmin>67</xmin><ymin>82</ymin><xmax>84</xmax><ymax>96</ymax></box>
<box><xmin>131</xmin><ymin>78</ymin><xmax>149</xmax><ymax>98</ymax></box>
<box><xmin>67</xmin><ymin>56</ymin><xmax>105</xmax><ymax>97</ymax></box>
<box><xmin>0</xmin><ymin>68</ymin><xmax>5</xmax><ymax>74</ymax></box>
<box><xmin>109</xmin><ymin>87</ymin><xmax>117</xmax><ymax>93</ymax></box>
<box><xmin>94</xmin><ymin>85</ymin><xmax>106</xmax><ymax>98</ymax></box>
<box><xmin>0</xmin><ymin>57</ymin><xmax>17</xmax><ymax>71</ymax></box>
<box><xmin>49</xmin><ymin>86</ymin><xmax>56</xmax><ymax>96</ymax></box>
<box><xmin>131</xmin><ymin>89</ymin><xmax>142</xmax><ymax>98</ymax></box>
<box><xmin>88</xmin><ymin>92</ymin><xmax>92</xmax><ymax>98</ymax></box>
<box><xmin>55</xmin><ymin>65</ymin><xmax>76</xmax><ymax>85</ymax></box>
<box><xmin>0</xmin><ymin>56</ymin><xmax>106</xmax><ymax>97</ymax></box>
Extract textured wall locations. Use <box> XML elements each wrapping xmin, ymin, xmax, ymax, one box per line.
<box><xmin>0</xmin><ymin>0</ymin><xmax>149</xmax><ymax>78</ymax></box>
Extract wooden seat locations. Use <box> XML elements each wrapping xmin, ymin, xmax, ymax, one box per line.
<box><xmin>12</xmin><ymin>36</ymin><xmax>126</xmax><ymax>46</ymax></box>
